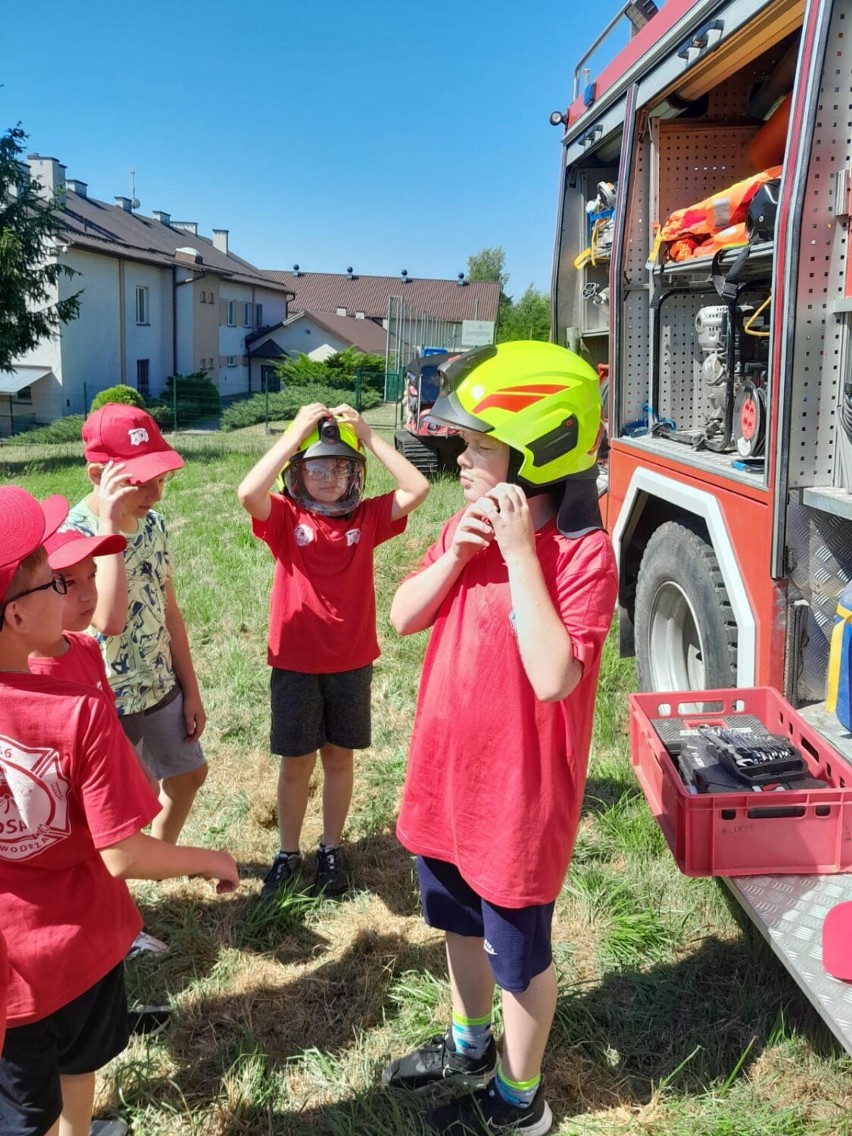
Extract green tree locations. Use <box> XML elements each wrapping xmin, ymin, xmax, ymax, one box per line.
<box><xmin>497</xmin><ymin>284</ymin><xmax>551</xmax><ymax>343</ymax></box>
<box><xmin>467</xmin><ymin>246</ymin><xmax>513</xmax><ymax>337</ymax></box>
<box><xmin>467</xmin><ymin>246</ymin><xmax>509</xmax><ymax>291</ymax></box>
<box><xmin>0</xmin><ymin>124</ymin><xmax>81</xmax><ymax>372</ymax></box>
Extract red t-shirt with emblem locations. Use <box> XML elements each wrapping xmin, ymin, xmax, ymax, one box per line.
<box><xmin>28</xmin><ymin>632</ymin><xmax>112</xmax><ymax>697</ymax></box>
<box><xmin>0</xmin><ymin>673</ymin><xmax>160</xmax><ymax>1026</ymax></box>
<box><xmin>396</xmin><ymin>513</ymin><xmax>618</xmax><ymax>908</ymax></box>
<box><xmin>252</xmin><ymin>492</ymin><xmax>407</xmax><ymax>674</ymax></box>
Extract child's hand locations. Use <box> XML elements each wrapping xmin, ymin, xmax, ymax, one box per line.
<box><xmin>287</xmin><ymin>403</ymin><xmax>329</xmax><ymax>447</ymax></box>
<box><xmin>329</xmin><ymin>403</ymin><xmax>372</xmax><ymax>444</ymax></box>
<box><xmin>201</xmin><ymin>851</ymin><xmax>240</xmax><ymax>894</ymax></box>
<box><xmin>97</xmin><ymin>461</ymin><xmax>137</xmax><ymax>528</ymax></box>
<box><xmin>182</xmin><ymin>690</ymin><xmax>207</xmax><ymax>742</ymax></box>
<box><xmin>480</xmin><ymin>484</ymin><xmax>535</xmax><ymax>560</ymax></box>
<box><xmin>449</xmin><ymin>501</ymin><xmax>496</xmax><ymax>564</ymax></box>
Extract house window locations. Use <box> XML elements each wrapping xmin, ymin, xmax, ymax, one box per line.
<box><xmin>15</xmin><ymin>386</ymin><xmax>32</xmax><ymax>404</ymax></box>
<box><xmin>336</xmin><ymin>307</ymin><xmax>346</xmax><ymax>316</ymax></box>
<box><xmin>355</xmin><ymin>311</ymin><xmax>365</xmax><ymax>319</ymax></box>
<box><xmin>135</xmin><ymin>286</ymin><xmax>150</xmax><ymax>325</ymax></box>
<box><xmin>227</xmin><ymin>300</ymin><xmax>237</xmax><ymax>326</ymax></box>
<box><xmin>255</xmin><ymin>303</ymin><xmax>263</xmax><ymax>327</ymax></box>
<box><xmin>227</xmin><ymin>355</ymin><xmax>236</xmax><ymax>367</ymax></box>
<box><xmin>199</xmin><ymin>292</ymin><xmax>206</xmax><ymax>304</ymax></box>
<box><xmin>137</xmin><ymin>359</ymin><xmax>150</xmax><ymax>397</ymax></box>
<box><xmin>243</xmin><ymin>302</ymin><xmax>252</xmax><ymax>327</ymax></box>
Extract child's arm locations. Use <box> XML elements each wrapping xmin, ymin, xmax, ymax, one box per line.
<box><xmin>89</xmin><ymin>462</ymin><xmax>136</xmax><ymax>635</ymax></box>
<box><xmin>390</xmin><ymin>503</ymin><xmax>494</xmax><ymax>634</ymax></box>
<box><xmin>481</xmin><ymin>484</ymin><xmax>582</xmax><ymax>702</ymax></box>
<box><xmin>331</xmin><ymin>404</ymin><xmax>429</xmax><ymax>520</ymax></box>
<box><xmin>237</xmin><ymin>403</ymin><xmax>330</xmax><ymax>522</ymax></box>
<box><xmin>100</xmin><ymin>831</ymin><xmax>239</xmax><ymax>893</ymax></box>
<box><xmin>164</xmin><ymin>579</ymin><xmax>206</xmax><ymax>741</ymax></box>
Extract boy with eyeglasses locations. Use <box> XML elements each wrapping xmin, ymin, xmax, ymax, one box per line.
<box><xmin>0</xmin><ymin>485</ymin><xmax>240</xmax><ymax>1136</ymax></box>
<box><xmin>62</xmin><ymin>404</ymin><xmax>208</xmax><ymax>847</ymax></box>
<box><xmin>238</xmin><ymin>401</ymin><xmax>429</xmax><ymax>897</ymax></box>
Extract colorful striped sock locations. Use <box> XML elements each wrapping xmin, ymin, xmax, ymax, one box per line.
<box><xmin>451</xmin><ymin>1010</ymin><xmax>492</xmax><ymax>1059</ymax></box>
<box><xmin>495</xmin><ymin>1066</ymin><xmax>541</xmax><ymax>1109</ymax></box>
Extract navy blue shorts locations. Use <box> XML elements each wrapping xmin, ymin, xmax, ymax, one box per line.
<box><xmin>0</xmin><ymin>962</ymin><xmax>128</xmax><ymax>1136</ymax></box>
<box><xmin>416</xmin><ymin>857</ymin><xmax>555</xmax><ymax>993</ymax></box>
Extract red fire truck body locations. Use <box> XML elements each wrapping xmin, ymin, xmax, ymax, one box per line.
<box><xmin>552</xmin><ymin>0</ymin><xmax>852</xmax><ymax>1053</ymax></box>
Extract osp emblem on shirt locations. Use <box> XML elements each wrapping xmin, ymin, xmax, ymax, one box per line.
<box><xmin>0</xmin><ymin>735</ymin><xmax>71</xmax><ymax>861</ymax></box>
<box><xmin>294</xmin><ymin>524</ymin><xmax>315</xmax><ymax>547</ymax></box>
<box><xmin>345</xmin><ymin>528</ymin><xmax>361</xmax><ymax>547</ymax></box>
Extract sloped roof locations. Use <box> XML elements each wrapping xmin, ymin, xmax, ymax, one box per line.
<box><xmin>59</xmin><ymin>192</ymin><xmax>294</xmax><ymax>293</ymax></box>
<box><xmin>299</xmin><ymin>310</ymin><xmax>388</xmax><ymax>354</ymax></box>
<box><xmin>263</xmin><ymin>270</ymin><xmax>500</xmax><ymax>322</ymax></box>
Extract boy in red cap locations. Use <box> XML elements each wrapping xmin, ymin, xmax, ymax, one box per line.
<box><xmin>63</xmin><ymin>404</ymin><xmax>208</xmax><ymax>845</ymax></box>
<box><xmin>0</xmin><ymin>485</ymin><xmax>239</xmax><ymax>1136</ymax></box>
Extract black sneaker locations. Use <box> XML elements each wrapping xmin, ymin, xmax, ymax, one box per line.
<box><xmin>425</xmin><ymin>1077</ymin><xmax>552</xmax><ymax>1135</ymax></box>
<box><xmin>314</xmin><ymin>843</ymin><xmax>349</xmax><ymax>896</ymax></box>
<box><xmin>260</xmin><ymin>851</ymin><xmax>302</xmax><ymax>901</ymax></box>
<box><xmin>381</xmin><ymin>1029</ymin><xmax>498</xmax><ymax>1091</ymax></box>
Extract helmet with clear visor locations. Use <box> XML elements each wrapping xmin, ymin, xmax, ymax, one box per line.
<box><xmin>283</xmin><ymin>417</ymin><xmax>366</xmax><ymax>517</ymax></box>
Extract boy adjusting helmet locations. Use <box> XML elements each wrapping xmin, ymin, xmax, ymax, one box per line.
<box><xmin>428</xmin><ymin>340</ymin><xmax>604</xmax><ymax>486</ymax></box>
<box><xmin>283</xmin><ymin>415</ymin><xmax>367</xmax><ymax>517</ymax></box>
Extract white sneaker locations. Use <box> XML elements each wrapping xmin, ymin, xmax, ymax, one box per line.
<box><xmin>126</xmin><ymin>930</ymin><xmax>169</xmax><ymax>961</ymax></box>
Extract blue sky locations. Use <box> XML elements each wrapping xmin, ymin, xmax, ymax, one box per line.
<box><xmin>1</xmin><ymin>0</ymin><xmax>632</xmax><ymax>297</ymax></box>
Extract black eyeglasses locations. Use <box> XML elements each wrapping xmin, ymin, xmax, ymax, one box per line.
<box><xmin>0</xmin><ymin>573</ymin><xmax>67</xmax><ymax>627</ymax></box>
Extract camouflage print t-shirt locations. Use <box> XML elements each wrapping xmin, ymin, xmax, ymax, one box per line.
<box><xmin>63</xmin><ymin>500</ymin><xmax>176</xmax><ymax>715</ymax></box>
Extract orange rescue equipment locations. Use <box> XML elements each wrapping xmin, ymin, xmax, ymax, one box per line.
<box><xmin>658</xmin><ymin>166</ymin><xmax>782</xmax><ymax>263</ymax></box>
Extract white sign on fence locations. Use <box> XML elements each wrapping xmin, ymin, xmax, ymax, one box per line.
<box><xmin>461</xmin><ymin>319</ymin><xmax>495</xmax><ymax>348</ymax></box>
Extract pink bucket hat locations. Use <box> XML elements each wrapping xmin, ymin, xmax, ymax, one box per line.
<box><xmin>82</xmin><ymin>404</ymin><xmax>184</xmax><ymax>484</ymax></box>
<box><xmin>0</xmin><ymin>487</ymin><xmax>68</xmax><ymax>598</ymax></box>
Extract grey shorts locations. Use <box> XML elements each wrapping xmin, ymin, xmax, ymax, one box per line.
<box><xmin>270</xmin><ymin>665</ymin><xmax>373</xmax><ymax>757</ymax></box>
<box><xmin>119</xmin><ymin>684</ymin><xmax>206</xmax><ymax>781</ymax></box>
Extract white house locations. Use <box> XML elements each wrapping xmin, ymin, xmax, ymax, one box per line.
<box><xmin>2</xmin><ymin>155</ymin><xmax>294</xmax><ymax>434</ymax></box>
<box><xmin>246</xmin><ymin>308</ymin><xmax>389</xmax><ymax>392</ymax></box>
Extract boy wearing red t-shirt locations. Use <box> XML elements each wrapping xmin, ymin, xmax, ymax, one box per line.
<box><xmin>381</xmin><ymin>344</ymin><xmax>618</xmax><ymax>1136</ymax></box>
<box><xmin>238</xmin><ymin>401</ymin><xmax>429</xmax><ymax>898</ymax></box>
<box><xmin>0</xmin><ymin>486</ymin><xmax>240</xmax><ymax>1136</ymax></box>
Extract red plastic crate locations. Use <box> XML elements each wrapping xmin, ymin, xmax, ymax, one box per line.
<box><xmin>629</xmin><ymin>687</ymin><xmax>852</xmax><ymax>876</ymax></box>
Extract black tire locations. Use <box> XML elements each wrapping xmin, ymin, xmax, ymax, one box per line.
<box><xmin>634</xmin><ymin>519</ymin><xmax>738</xmax><ymax>692</ymax></box>
<box><xmin>393</xmin><ymin>431</ymin><xmax>440</xmax><ymax>476</ymax></box>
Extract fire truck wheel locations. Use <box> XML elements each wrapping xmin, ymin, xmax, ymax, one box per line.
<box><xmin>634</xmin><ymin>519</ymin><xmax>738</xmax><ymax>692</ymax></box>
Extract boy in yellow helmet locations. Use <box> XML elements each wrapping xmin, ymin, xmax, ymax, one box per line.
<box><xmin>382</xmin><ymin>343</ymin><xmax>617</xmax><ymax>1136</ymax></box>
<box><xmin>238</xmin><ymin>402</ymin><xmax>429</xmax><ymax>897</ymax></box>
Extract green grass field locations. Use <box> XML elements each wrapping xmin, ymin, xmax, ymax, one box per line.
<box><xmin>3</xmin><ymin>417</ymin><xmax>852</xmax><ymax>1135</ymax></box>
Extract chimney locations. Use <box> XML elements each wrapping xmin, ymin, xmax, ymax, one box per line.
<box><xmin>457</xmin><ymin>272</ymin><xmax>467</xmax><ymax>287</ymax></box>
<box><xmin>114</xmin><ymin>196</ymin><xmax>133</xmax><ymax>212</ymax></box>
<box><xmin>153</xmin><ymin>210</ymin><xmax>171</xmax><ymax>225</ymax></box>
<box><xmin>27</xmin><ymin>154</ymin><xmax>67</xmax><ymax>206</ymax></box>
<box><xmin>66</xmin><ymin>179</ymin><xmax>87</xmax><ymax>198</ymax></box>
<box><xmin>172</xmin><ymin>221</ymin><xmax>198</xmax><ymax>236</ymax></box>
<box><xmin>346</xmin><ymin>266</ymin><xmax>355</xmax><ymax>280</ymax></box>
<box><xmin>401</xmin><ymin>269</ymin><xmax>412</xmax><ymax>283</ymax></box>
<box><xmin>292</xmin><ymin>263</ymin><xmax>302</xmax><ymax>276</ymax></box>
<box><xmin>212</xmin><ymin>229</ymin><xmax>229</xmax><ymax>255</ymax></box>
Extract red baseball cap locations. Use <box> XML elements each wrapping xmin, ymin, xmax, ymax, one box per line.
<box><xmin>44</xmin><ymin>529</ymin><xmax>128</xmax><ymax>572</ymax></box>
<box><xmin>0</xmin><ymin>487</ymin><xmax>69</xmax><ymax>598</ymax></box>
<box><xmin>82</xmin><ymin>404</ymin><xmax>184</xmax><ymax>484</ymax></box>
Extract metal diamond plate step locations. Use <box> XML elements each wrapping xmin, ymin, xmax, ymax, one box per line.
<box><xmin>726</xmin><ymin>873</ymin><xmax>852</xmax><ymax>1052</ymax></box>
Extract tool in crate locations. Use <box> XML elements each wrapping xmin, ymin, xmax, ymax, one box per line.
<box><xmin>678</xmin><ymin>725</ymin><xmax>826</xmax><ymax>794</ymax></box>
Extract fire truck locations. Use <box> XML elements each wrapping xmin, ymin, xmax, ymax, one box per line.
<box><xmin>552</xmin><ymin>0</ymin><xmax>852</xmax><ymax>1052</ymax></box>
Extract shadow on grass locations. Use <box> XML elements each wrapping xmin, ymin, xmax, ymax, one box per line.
<box><xmin>0</xmin><ymin>450</ymin><xmax>84</xmax><ymax>477</ymax></box>
<box><xmin>548</xmin><ymin>932</ymin><xmax>837</xmax><ymax>1116</ymax></box>
<box><xmin>581</xmin><ymin>772</ymin><xmax>644</xmax><ymax>818</ymax></box>
<box><xmin>110</xmin><ymin>931</ymin><xmax>449</xmax><ymax>1133</ymax></box>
